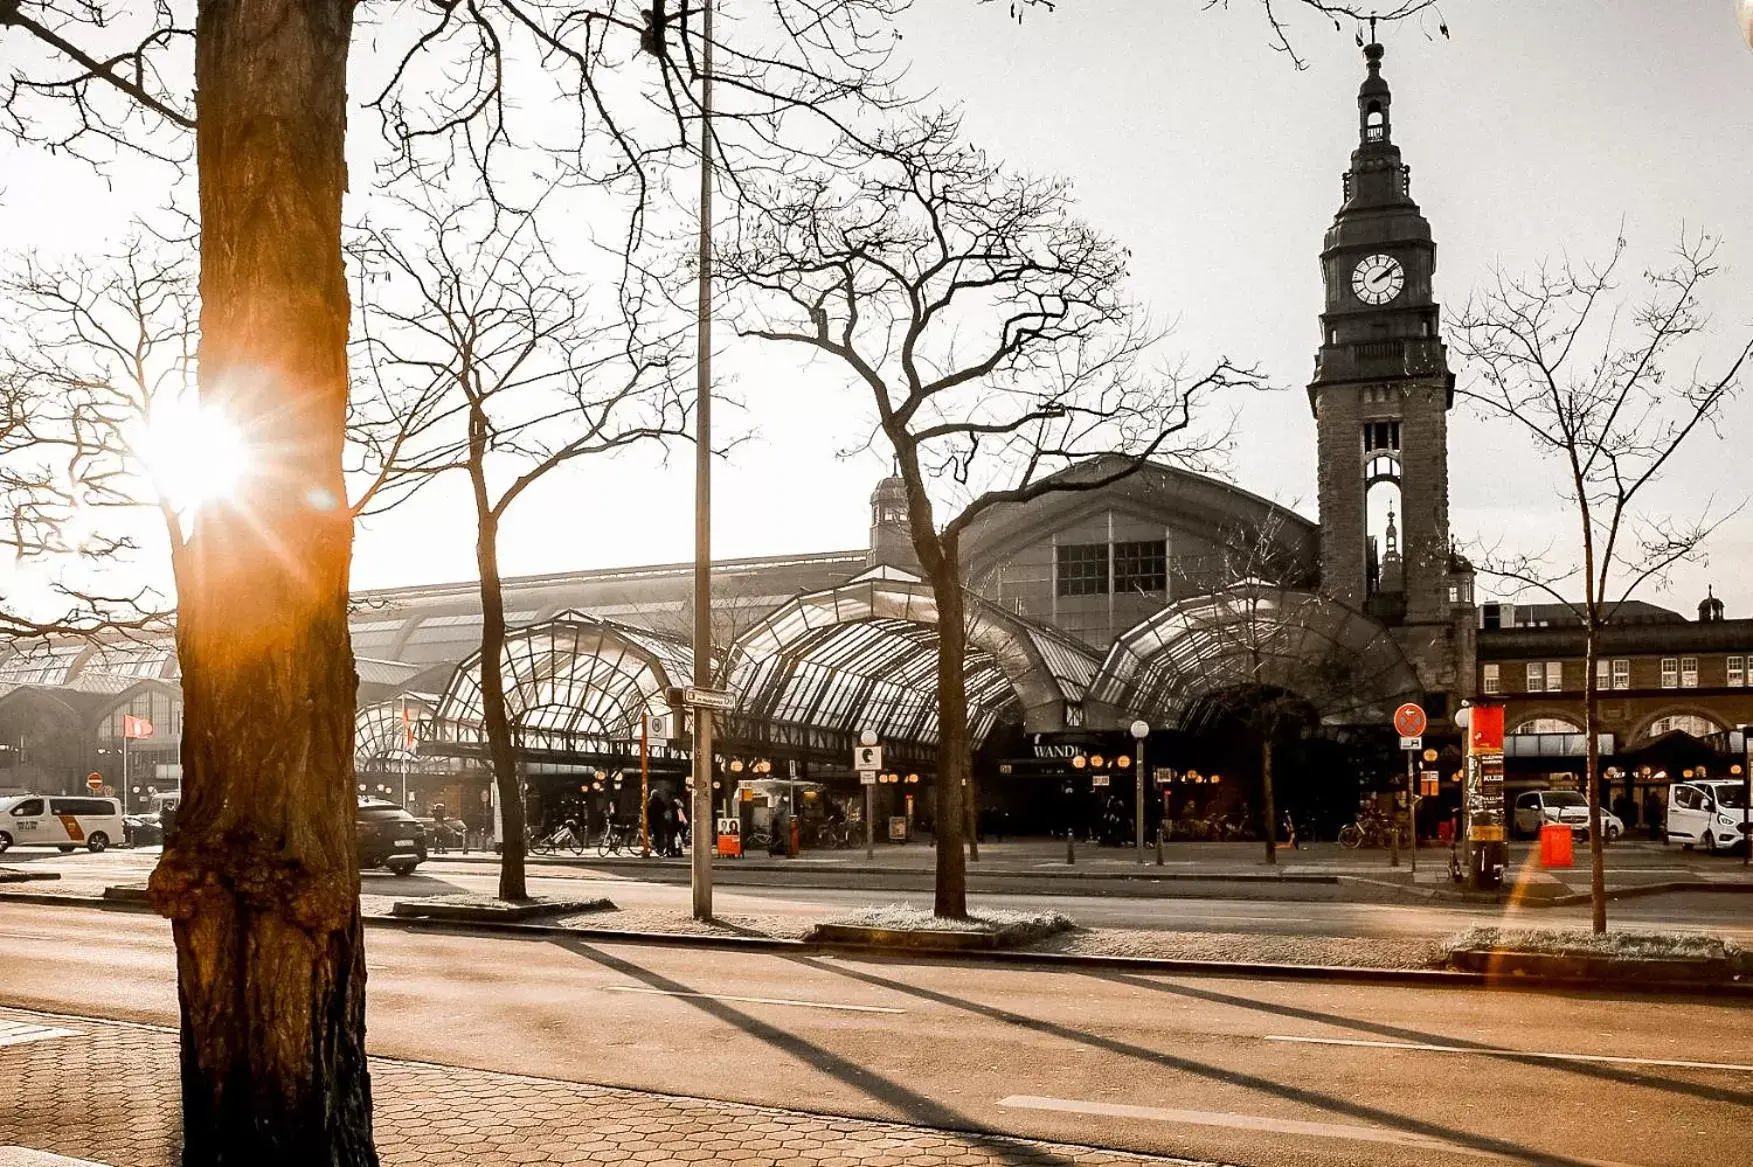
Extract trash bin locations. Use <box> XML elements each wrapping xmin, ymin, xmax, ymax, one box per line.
<box><xmin>1539</xmin><ymin>823</ymin><xmax>1574</xmax><ymax>868</ymax></box>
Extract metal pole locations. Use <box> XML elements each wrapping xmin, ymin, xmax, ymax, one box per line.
<box><xmin>400</xmin><ymin>697</ymin><xmax>409</xmax><ymax>811</ymax></box>
<box><xmin>689</xmin><ymin>0</ymin><xmax>716</xmax><ymax>921</ymax></box>
<box><xmin>1389</xmin><ymin>765</ymin><xmax>1400</xmax><ymax>868</ymax></box>
<box><xmin>121</xmin><ymin>733</ymin><xmax>129</xmax><ymax>816</ymax></box>
<box><xmin>1135</xmin><ymin>739</ymin><xmax>1146</xmax><ymax>863</ymax></box>
<box><xmin>864</xmin><ymin>782</ymin><xmax>873</xmax><ymax>859</ymax></box>
<box><xmin>640</xmin><ymin>713</ymin><xmax>651</xmax><ymax>857</ymax></box>
<box><xmin>1742</xmin><ymin>726</ymin><xmax>1750</xmax><ymax>869</ymax></box>
<box><xmin>1407</xmin><ymin>748</ymin><xmax>1417</xmax><ymax>874</ymax></box>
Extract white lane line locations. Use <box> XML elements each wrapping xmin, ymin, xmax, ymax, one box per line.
<box><xmin>996</xmin><ymin>1095</ymin><xmax>1517</xmax><ymax>1162</ymax></box>
<box><xmin>0</xmin><ymin>1019</ymin><xmax>81</xmax><ymax>1048</ymax></box>
<box><xmin>1264</xmin><ymin>1034</ymin><xmax>1753</xmax><ymax>1073</ymax></box>
<box><xmin>602</xmin><ymin>985</ymin><xmax>904</xmax><ymax>1014</ymax></box>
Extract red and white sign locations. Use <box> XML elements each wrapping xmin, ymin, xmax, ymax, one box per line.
<box><xmin>85</xmin><ymin>772</ymin><xmax>104</xmax><ymax>792</ymax></box>
<box><xmin>1468</xmin><ymin>704</ymin><xmax>1505</xmax><ymax>754</ymax></box>
<box><xmin>401</xmin><ymin>704</ymin><xmax>417</xmax><ymax>747</ymax></box>
<box><xmin>1392</xmin><ymin>703</ymin><xmax>1427</xmax><ymax>739</ymax></box>
<box><xmin>121</xmin><ymin>714</ymin><xmax>154</xmax><ymax>740</ymax></box>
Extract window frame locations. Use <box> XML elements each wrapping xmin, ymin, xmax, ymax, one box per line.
<box><xmin>1112</xmin><ymin>539</ymin><xmax>1168</xmax><ymax>595</ymax></box>
<box><xmin>1611</xmin><ymin>658</ymin><xmax>1630</xmax><ymax>691</ymax></box>
<box><xmin>1728</xmin><ymin>655</ymin><xmax>1745</xmax><ymax>688</ymax></box>
<box><xmin>1680</xmin><ymin>656</ymin><xmax>1698</xmax><ymax>689</ymax></box>
<box><xmin>1482</xmin><ymin>663</ymin><xmax>1500</xmax><ymax>695</ymax></box>
<box><xmin>1054</xmin><ymin>542</ymin><xmax>1110</xmax><ymax>598</ymax></box>
<box><xmin>1660</xmin><ymin>657</ymin><xmax>1678</xmax><ymax>689</ymax></box>
<box><xmin>1544</xmin><ymin>661</ymin><xmax>1563</xmax><ymax>692</ymax></box>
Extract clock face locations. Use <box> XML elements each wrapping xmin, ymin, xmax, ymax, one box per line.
<box><xmin>1351</xmin><ymin>253</ymin><xmax>1406</xmax><ymax>306</ymax></box>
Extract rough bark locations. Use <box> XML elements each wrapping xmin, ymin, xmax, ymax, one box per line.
<box><xmin>1583</xmin><ymin>623</ymin><xmax>1607</xmax><ymax>932</ymax></box>
<box><xmin>145</xmin><ymin>1</ymin><xmax>376</xmax><ymax>1162</ymax></box>
<box><xmin>1259</xmin><ymin>736</ymin><xmax>1278</xmax><ymax>865</ymax></box>
<box><xmin>468</xmin><ymin>409</ymin><xmax>528</xmax><ymax>902</ymax></box>
<box><xmin>931</xmin><ymin>566</ymin><xmax>971</xmax><ymax>918</ymax></box>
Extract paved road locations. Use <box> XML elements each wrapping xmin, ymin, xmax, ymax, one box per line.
<box><xmin>11</xmin><ymin>848</ymin><xmax>1753</xmax><ymax>941</ymax></box>
<box><xmin>1</xmin><ymin>900</ymin><xmax>1749</xmax><ymax>1167</ymax></box>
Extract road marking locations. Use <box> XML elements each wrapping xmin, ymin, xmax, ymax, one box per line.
<box><xmin>602</xmin><ymin>985</ymin><xmax>904</xmax><ymax>1014</ymax></box>
<box><xmin>0</xmin><ymin>1019</ymin><xmax>80</xmax><ymax>1048</ymax></box>
<box><xmin>1264</xmin><ymin>1034</ymin><xmax>1753</xmax><ymax>1073</ymax></box>
<box><xmin>996</xmin><ymin>1095</ymin><xmax>1514</xmax><ymax>1161</ymax></box>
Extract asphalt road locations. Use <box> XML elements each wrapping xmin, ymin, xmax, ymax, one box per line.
<box><xmin>12</xmin><ymin>847</ymin><xmax>1753</xmax><ymax>942</ymax></box>
<box><xmin>2</xmin><ymin>900</ymin><xmax>1749</xmax><ymax>1167</ymax></box>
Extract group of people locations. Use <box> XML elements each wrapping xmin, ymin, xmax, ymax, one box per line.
<box><xmin>644</xmin><ymin>791</ymin><xmax>690</xmax><ymax>857</ymax></box>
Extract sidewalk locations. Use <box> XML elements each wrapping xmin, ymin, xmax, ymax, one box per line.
<box><xmin>0</xmin><ymin>1007</ymin><xmax>1210</xmax><ymax>1167</ymax></box>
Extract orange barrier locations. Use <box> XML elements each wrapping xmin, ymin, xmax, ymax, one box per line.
<box><xmin>1539</xmin><ymin>823</ymin><xmax>1574</xmax><ymax>867</ymax></box>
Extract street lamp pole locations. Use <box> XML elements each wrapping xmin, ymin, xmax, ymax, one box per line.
<box><xmin>1130</xmin><ymin>720</ymin><xmax>1150</xmax><ymax>864</ymax></box>
<box><xmin>688</xmin><ymin>0</ymin><xmax>716</xmax><ymax>921</ymax></box>
<box><xmin>1741</xmin><ymin>724</ymin><xmax>1751</xmax><ymax>869</ymax></box>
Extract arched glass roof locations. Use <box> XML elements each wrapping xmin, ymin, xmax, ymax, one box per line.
<box><xmin>724</xmin><ymin>567</ymin><xmax>1101</xmax><ymax>746</ymax></box>
<box><xmin>431</xmin><ymin>612</ymin><xmax>694</xmax><ymax>754</ymax></box>
<box><xmin>355</xmin><ymin>694</ymin><xmax>449</xmax><ymax>773</ymax></box>
<box><xmin>1089</xmin><ymin>582</ymin><xmax>1421</xmax><ymax>729</ymax></box>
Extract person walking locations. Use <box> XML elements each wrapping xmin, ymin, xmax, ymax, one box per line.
<box><xmin>647</xmin><ymin>790</ymin><xmax>670</xmax><ymax>857</ymax></box>
<box><xmin>670</xmin><ymin>793</ymin><xmax>689</xmax><ymax>857</ymax></box>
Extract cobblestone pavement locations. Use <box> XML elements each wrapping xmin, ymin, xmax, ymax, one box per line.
<box><xmin>0</xmin><ymin>1008</ymin><xmax>1217</xmax><ymax>1167</ymax></box>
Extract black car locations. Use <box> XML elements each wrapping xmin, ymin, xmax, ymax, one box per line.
<box><xmin>357</xmin><ymin>798</ymin><xmax>427</xmax><ymax>876</ymax></box>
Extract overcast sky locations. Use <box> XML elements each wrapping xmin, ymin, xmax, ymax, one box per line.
<box><xmin>4</xmin><ymin>1</ymin><xmax>1750</xmax><ymax>617</ymax></box>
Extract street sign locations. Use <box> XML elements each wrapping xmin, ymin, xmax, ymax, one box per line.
<box><xmin>860</xmin><ymin>772</ymin><xmax>877</xmax><ymax>786</ymax></box>
<box><xmin>853</xmin><ymin>744</ymin><xmax>883</xmax><ymax>773</ymax></box>
<box><xmin>1393</xmin><ymin>702</ymin><xmax>1427</xmax><ymax>739</ymax></box>
<box><xmin>683</xmin><ymin>686</ymin><xmax>736</xmax><ymax>711</ymax></box>
<box><xmin>85</xmin><ymin>773</ymin><xmax>103</xmax><ymax>792</ymax></box>
<box><xmin>1399</xmin><ymin>735</ymin><xmax>1422</xmax><ymax>752</ymax></box>
<box><xmin>1092</xmin><ymin>774</ymin><xmax>1110</xmax><ymax>788</ymax></box>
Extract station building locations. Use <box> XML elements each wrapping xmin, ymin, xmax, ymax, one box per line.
<box><xmin>1</xmin><ymin>43</ymin><xmax>1746</xmax><ymax>840</ymax></box>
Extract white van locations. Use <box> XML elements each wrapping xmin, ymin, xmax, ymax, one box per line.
<box><xmin>0</xmin><ymin>794</ymin><xmax>126</xmax><ymax>853</ymax></box>
<box><xmin>1667</xmin><ymin>780</ymin><xmax>1750</xmax><ymax>855</ymax></box>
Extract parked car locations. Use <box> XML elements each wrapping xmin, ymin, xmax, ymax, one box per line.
<box><xmin>0</xmin><ymin>794</ymin><xmax>125</xmax><ymax>853</ymax></box>
<box><xmin>357</xmin><ymin>798</ymin><xmax>427</xmax><ymax>875</ymax></box>
<box><xmin>123</xmin><ymin>812</ymin><xmax>164</xmax><ymax>848</ymax></box>
<box><xmin>1512</xmin><ymin>790</ymin><xmax>1621</xmax><ymax>841</ymax></box>
<box><xmin>1667</xmin><ymin>780</ymin><xmax>1751</xmax><ymax>855</ymax></box>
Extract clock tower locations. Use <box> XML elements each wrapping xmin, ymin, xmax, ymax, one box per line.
<box><xmin>1310</xmin><ymin>39</ymin><xmax>1456</xmax><ymax>637</ymax></box>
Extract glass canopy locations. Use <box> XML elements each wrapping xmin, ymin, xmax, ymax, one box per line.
<box><xmin>355</xmin><ymin>694</ymin><xmax>454</xmax><ymax>774</ymax></box>
<box><xmin>724</xmin><ymin>567</ymin><xmax>1100</xmax><ymax>746</ymax></box>
<box><xmin>1089</xmin><ymin>582</ymin><xmax>1422</xmax><ymax>729</ymax></box>
<box><xmin>431</xmin><ymin>611</ymin><xmax>695</xmax><ymax>754</ymax></box>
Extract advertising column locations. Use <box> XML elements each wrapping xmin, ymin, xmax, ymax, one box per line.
<box><xmin>1464</xmin><ymin>703</ymin><xmax>1507</xmax><ymax>890</ymax></box>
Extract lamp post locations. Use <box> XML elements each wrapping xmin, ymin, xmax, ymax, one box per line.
<box><xmin>859</xmin><ymin>729</ymin><xmax>877</xmax><ymax>859</ymax></box>
<box><xmin>1130</xmin><ymin>720</ymin><xmax>1150</xmax><ymax>864</ymax></box>
<box><xmin>688</xmin><ymin>0</ymin><xmax>717</xmax><ymax>922</ymax></box>
<box><xmin>1740</xmin><ymin>725</ymin><xmax>1751</xmax><ymax>868</ymax></box>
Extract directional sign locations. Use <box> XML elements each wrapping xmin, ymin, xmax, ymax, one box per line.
<box><xmin>853</xmin><ymin>744</ymin><xmax>883</xmax><ymax>773</ymax></box>
<box><xmin>684</xmin><ymin>686</ymin><xmax>736</xmax><ymax>711</ymax></box>
<box><xmin>1399</xmin><ymin>735</ymin><xmax>1422</xmax><ymax>752</ymax></box>
<box><xmin>1393</xmin><ymin>702</ymin><xmax>1428</xmax><ymax>739</ymax></box>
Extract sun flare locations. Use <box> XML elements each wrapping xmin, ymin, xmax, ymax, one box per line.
<box><xmin>137</xmin><ymin>400</ymin><xmax>251</xmax><ymax>512</ymax></box>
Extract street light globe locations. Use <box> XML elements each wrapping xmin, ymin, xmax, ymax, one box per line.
<box><xmin>1129</xmin><ymin>719</ymin><xmax>1150</xmax><ymax>740</ymax></box>
<box><xmin>858</xmin><ymin>728</ymin><xmax>878</xmax><ymax>748</ymax></box>
<box><xmin>1116</xmin><ymin>755</ymin><xmax>1131</xmax><ymax>769</ymax></box>
<box><xmin>1071</xmin><ymin>755</ymin><xmax>1087</xmax><ymax>770</ymax></box>
<box><xmin>1454</xmin><ymin>704</ymin><xmax>1472</xmax><ymax>730</ymax></box>
<box><xmin>729</xmin><ymin>758</ymin><xmax>745</xmax><ymax>773</ymax></box>
<box><xmin>1090</xmin><ymin>755</ymin><xmax>1105</xmax><ymax>769</ymax></box>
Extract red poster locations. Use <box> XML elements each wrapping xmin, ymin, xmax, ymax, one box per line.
<box><xmin>1468</xmin><ymin>704</ymin><xmax>1504</xmax><ymax>753</ymax></box>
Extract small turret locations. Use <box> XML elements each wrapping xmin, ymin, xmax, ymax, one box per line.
<box><xmin>1698</xmin><ymin>586</ymin><xmax>1725</xmax><ymax>623</ymax></box>
<box><xmin>868</xmin><ymin>474</ymin><xmax>917</xmax><ymax>571</ymax></box>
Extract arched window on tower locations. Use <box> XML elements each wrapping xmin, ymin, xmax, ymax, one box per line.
<box><xmin>1364</xmin><ymin>102</ymin><xmax>1385</xmax><ymax>142</ymax></box>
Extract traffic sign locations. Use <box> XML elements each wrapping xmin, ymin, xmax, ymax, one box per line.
<box><xmin>683</xmin><ymin>686</ymin><xmax>736</xmax><ymax>711</ymax></box>
<box><xmin>1399</xmin><ymin>735</ymin><xmax>1422</xmax><ymax>752</ymax></box>
<box><xmin>1393</xmin><ymin>702</ymin><xmax>1427</xmax><ymax>738</ymax></box>
<box><xmin>853</xmin><ymin>744</ymin><xmax>883</xmax><ymax>773</ymax></box>
<box><xmin>85</xmin><ymin>773</ymin><xmax>103</xmax><ymax>792</ymax></box>
<box><xmin>860</xmin><ymin>772</ymin><xmax>877</xmax><ymax>786</ymax></box>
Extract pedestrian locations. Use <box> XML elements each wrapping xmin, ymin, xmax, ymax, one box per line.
<box><xmin>671</xmin><ymin>793</ymin><xmax>689</xmax><ymax>856</ymax></box>
<box><xmin>647</xmin><ymin>790</ymin><xmax>670</xmax><ymax>856</ymax></box>
<box><xmin>1645</xmin><ymin>789</ymin><xmax>1666</xmax><ymax>842</ymax></box>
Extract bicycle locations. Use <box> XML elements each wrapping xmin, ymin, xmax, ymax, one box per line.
<box><xmin>1337</xmin><ymin>811</ymin><xmax>1391</xmax><ymax>849</ymax></box>
<box><xmin>531</xmin><ymin>819</ymin><xmax>585</xmax><ymax>856</ymax></box>
<box><xmin>596</xmin><ymin>819</ymin><xmax>637</xmax><ymax>856</ymax></box>
<box><xmin>742</xmin><ymin>825</ymin><xmax>775</xmax><ymax>852</ymax></box>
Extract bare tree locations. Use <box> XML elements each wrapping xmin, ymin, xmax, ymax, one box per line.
<box><xmin>722</xmin><ymin>113</ymin><xmax>1255</xmax><ymax>917</ymax></box>
<box><xmin>1451</xmin><ymin>230</ymin><xmax>1751</xmax><ymax>933</ymax></box>
<box><xmin>351</xmin><ymin>194</ymin><xmax>688</xmax><ymax>901</ymax></box>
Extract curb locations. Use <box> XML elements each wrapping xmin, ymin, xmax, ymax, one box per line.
<box><xmin>7</xmin><ymin>885</ymin><xmax>1750</xmax><ymax>1001</ymax></box>
<box><xmin>0</xmin><ymin>870</ymin><xmax>61</xmax><ymax>884</ymax></box>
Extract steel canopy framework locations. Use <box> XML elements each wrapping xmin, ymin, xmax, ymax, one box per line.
<box><xmin>723</xmin><ymin>566</ymin><xmax>1101</xmax><ymax>751</ymax></box>
<box><xmin>1088</xmin><ymin>582</ymin><xmax>1422</xmax><ymax>730</ymax></box>
<box><xmin>430</xmin><ymin>612</ymin><xmax>696</xmax><ymax>759</ymax></box>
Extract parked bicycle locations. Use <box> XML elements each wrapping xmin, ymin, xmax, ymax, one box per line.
<box><xmin>1337</xmin><ymin>809</ymin><xmax>1393</xmax><ymax>850</ymax></box>
<box><xmin>530</xmin><ymin>818</ymin><xmax>585</xmax><ymax>856</ymax></box>
<box><xmin>596</xmin><ymin>818</ymin><xmax>638</xmax><ymax>856</ymax></box>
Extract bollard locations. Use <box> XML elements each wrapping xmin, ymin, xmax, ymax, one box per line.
<box><xmin>1066</xmin><ymin>829</ymin><xmax>1076</xmax><ymax>865</ymax></box>
<box><xmin>1155</xmin><ymin>827</ymin><xmax>1163</xmax><ymax>866</ymax></box>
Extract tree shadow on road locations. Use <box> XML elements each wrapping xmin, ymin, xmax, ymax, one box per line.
<box><xmin>545</xmin><ymin>936</ymin><xmax>1084</xmax><ymax>1167</ymax></box>
<box><xmin>799</xmin><ymin>954</ymin><xmax>1604</xmax><ymax>1167</ymax></box>
<box><xmin>1094</xmin><ymin>970</ymin><xmax>1753</xmax><ymax>1112</ymax></box>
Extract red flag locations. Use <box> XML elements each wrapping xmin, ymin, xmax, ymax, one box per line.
<box><xmin>401</xmin><ymin>705</ymin><xmax>416</xmax><ymax>748</ymax></box>
<box><xmin>121</xmin><ymin>714</ymin><xmax>154</xmax><ymax>740</ymax></box>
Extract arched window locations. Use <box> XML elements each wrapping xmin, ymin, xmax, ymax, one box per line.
<box><xmin>1365</xmin><ymin>102</ymin><xmax>1386</xmax><ymax>142</ymax></box>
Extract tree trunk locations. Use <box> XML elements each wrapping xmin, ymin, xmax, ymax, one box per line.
<box><xmin>146</xmin><ymin>2</ymin><xmax>376</xmax><ymax>1162</ymax></box>
<box><xmin>932</xmin><ymin>573</ymin><xmax>971</xmax><ymax>918</ymax></box>
<box><xmin>469</xmin><ymin>431</ymin><xmax>527</xmax><ymax>902</ymax></box>
<box><xmin>1584</xmin><ymin>623</ymin><xmax>1607</xmax><ymax>933</ymax></box>
<box><xmin>1260</xmin><ymin>735</ymin><xmax>1278</xmax><ymax>865</ymax></box>
<box><xmin>965</xmin><ymin>765</ymin><xmax>980</xmax><ymax>862</ymax></box>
